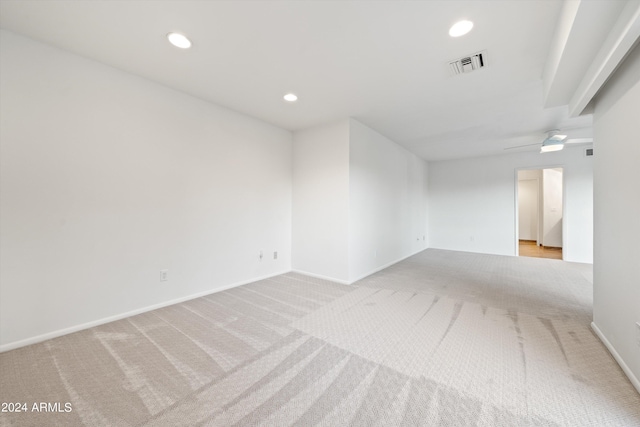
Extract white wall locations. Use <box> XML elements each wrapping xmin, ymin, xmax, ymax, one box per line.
<box><xmin>542</xmin><ymin>168</ymin><xmax>563</xmax><ymax>247</ymax></box>
<box><xmin>0</xmin><ymin>30</ymin><xmax>293</xmax><ymax>350</ymax></box>
<box><xmin>429</xmin><ymin>147</ymin><xmax>593</xmax><ymax>263</ymax></box>
<box><xmin>592</xmin><ymin>42</ymin><xmax>640</xmax><ymax>388</ymax></box>
<box><xmin>292</xmin><ymin>120</ymin><xmax>350</xmax><ymax>282</ymax></box>
<box><xmin>348</xmin><ymin>119</ymin><xmax>428</xmax><ymax>282</ymax></box>
<box><xmin>292</xmin><ymin>118</ymin><xmax>428</xmax><ymax>284</ymax></box>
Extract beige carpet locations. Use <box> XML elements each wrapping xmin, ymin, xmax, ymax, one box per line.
<box><xmin>1</xmin><ymin>249</ymin><xmax>639</xmax><ymax>426</ymax></box>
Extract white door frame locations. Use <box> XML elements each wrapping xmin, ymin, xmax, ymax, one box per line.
<box><xmin>514</xmin><ymin>165</ymin><xmax>566</xmax><ymax>258</ymax></box>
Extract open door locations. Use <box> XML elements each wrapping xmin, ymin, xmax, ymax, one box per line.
<box><xmin>517</xmin><ymin>168</ymin><xmax>563</xmax><ymax>259</ymax></box>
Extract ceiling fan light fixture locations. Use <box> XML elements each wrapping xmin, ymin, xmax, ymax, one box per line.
<box><xmin>540</xmin><ymin>131</ymin><xmax>567</xmax><ymax>153</ymax></box>
<box><xmin>540</xmin><ymin>139</ymin><xmax>565</xmax><ymax>153</ymax></box>
<box><xmin>548</xmin><ymin>134</ymin><xmax>567</xmax><ymax>141</ymax></box>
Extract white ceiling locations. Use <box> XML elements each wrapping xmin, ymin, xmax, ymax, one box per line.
<box><xmin>0</xmin><ymin>0</ymin><xmax>599</xmax><ymax>161</ymax></box>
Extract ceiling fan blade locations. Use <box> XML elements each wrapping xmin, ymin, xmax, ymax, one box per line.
<box><xmin>565</xmin><ymin>137</ymin><xmax>593</xmax><ymax>144</ymax></box>
<box><xmin>504</xmin><ymin>143</ymin><xmax>540</xmax><ymax>150</ymax></box>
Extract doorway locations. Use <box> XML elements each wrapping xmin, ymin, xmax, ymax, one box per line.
<box><xmin>516</xmin><ymin>168</ymin><xmax>563</xmax><ymax>259</ymax></box>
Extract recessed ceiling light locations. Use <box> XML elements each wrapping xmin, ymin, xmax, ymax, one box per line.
<box><xmin>167</xmin><ymin>32</ymin><xmax>192</xmax><ymax>49</ymax></box>
<box><xmin>283</xmin><ymin>93</ymin><xmax>298</xmax><ymax>102</ymax></box>
<box><xmin>449</xmin><ymin>20</ymin><xmax>474</xmax><ymax>37</ymax></box>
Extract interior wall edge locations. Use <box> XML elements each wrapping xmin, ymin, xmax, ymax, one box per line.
<box><xmin>426</xmin><ymin>246</ymin><xmax>512</xmax><ymax>258</ymax></box>
<box><xmin>591</xmin><ymin>321</ymin><xmax>640</xmax><ymax>395</ymax></box>
<box><xmin>290</xmin><ymin>270</ymin><xmax>352</xmax><ymax>286</ymax></box>
<box><xmin>349</xmin><ymin>247</ymin><xmax>428</xmax><ymax>285</ymax></box>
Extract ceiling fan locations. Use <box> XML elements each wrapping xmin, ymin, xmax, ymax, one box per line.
<box><xmin>505</xmin><ymin>130</ymin><xmax>593</xmax><ymax>153</ymax></box>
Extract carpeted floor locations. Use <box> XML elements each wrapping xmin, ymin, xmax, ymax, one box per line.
<box><xmin>1</xmin><ymin>249</ymin><xmax>639</xmax><ymax>426</ymax></box>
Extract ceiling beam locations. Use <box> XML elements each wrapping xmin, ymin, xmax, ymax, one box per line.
<box><xmin>542</xmin><ymin>0</ymin><xmax>581</xmax><ymax>108</ymax></box>
<box><xmin>568</xmin><ymin>0</ymin><xmax>640</xmax><ymax>117</ymax></box>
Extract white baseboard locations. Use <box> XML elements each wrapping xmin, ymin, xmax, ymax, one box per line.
<box><xmin>591</xmin><ymin>322</ymin><xmax>640</xmax><ymax>395</ymax></box>
<box><xmin>348</xmin><ymin>248</ymin><xmax>426</xmax><ymax>284</ymax></box>
<box><xmin>290</xmin><ymin>269</ymin><xmax>351</xmax><ymax>285</ymax></box>
<box><xmin>293</xmin><ymin>248</ymin><xmax>427</xmax><ymax>285</ymax></box>
<box><xmin>0</xmin><ymin>270</ymin><xmax>290</xmax><ymax>353</ymax></box>
<box><xmin>4</xmin><ymin>247</ymin><xmax>422</xmax><ymax>352</ymax></box>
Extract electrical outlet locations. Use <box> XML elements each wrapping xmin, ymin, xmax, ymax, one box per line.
<box><xmin>259</xmin><ymin>250</ymin><xmax>263</xmax><ymax>261</ymax></box>
<box><xmin>160</xmin><ymin>270</ymin><xmax>168</xmax><ymax>282</ymax></box>
<box><xmin>636</xmin><ymin>322</ymin><xmax>640</xmax><ymax>347</ymax></box>
<box><xmin>273</xmin><ymin>251</ymin><xmax>278</xmax><ymax>260</ymax></box>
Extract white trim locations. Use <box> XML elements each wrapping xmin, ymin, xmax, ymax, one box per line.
<box><xmin>569</xmin><ymin>1</ymin><xmax>640</xmax><ymax>117</ymax></box>
<box><xmin>514</xmin><ymin>168</ymin><xmax>520</xmax><ymax>256</ymax></box>
<box><xmin>290</xmin><ymin>270</ymin><xmax>351</xmax><ymax>285</ymax></box>
<box><xmin>293</xmin><ymin>248</ymin><xmax>426</xmax><ymax>285</ymax></box>
<box><xmin>0</xmin><ymin>270</ymin><xmax>290</xmax><ymax>353</ymax></box>
<box><xmin>591</xmin><ymin>322</ymin><xmax>640</xmax><ymax>395</ymax></box>
<box><xmin>348</xmin><ymin>248</ymin><xmax>426</xmax><ymax>284</ymax></box>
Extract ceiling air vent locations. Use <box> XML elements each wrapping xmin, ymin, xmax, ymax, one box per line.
<box><xmin>449</xmin><ymin>51</ymin><xmax>486</xmax><ymax>75</ymax></box>
<box><xmin>585</xmin><ymin>148</ymin><xmax>594</xmax><ymax>157</ymax></box>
